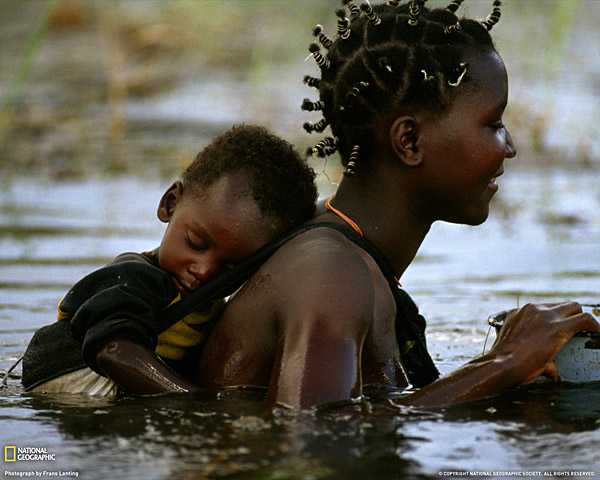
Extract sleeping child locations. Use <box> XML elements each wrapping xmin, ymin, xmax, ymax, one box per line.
<box><xmin>22</xmin><ymin>124</ymin><xmax>317</xmax><ymax>396</ymax></box>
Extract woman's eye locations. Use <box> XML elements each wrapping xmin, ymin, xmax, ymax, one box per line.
<box><xmin>491</xmin><ymin>121</ymin><xmax>505</xmax><ymax>130</ymax></box>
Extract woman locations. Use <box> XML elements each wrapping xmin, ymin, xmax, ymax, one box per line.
<box><xmin>97</xmin><ymin>0</ymin><xmax>599</xmax><ymax>408</ymax></box>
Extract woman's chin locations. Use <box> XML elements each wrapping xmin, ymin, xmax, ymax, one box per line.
<box><xmin>441</xmin><ymin>206</ymin><xmax>490</xmax><ymax>226</ymax></box>
<box><xmin>465</xmin><ymin>207</ymin><xmax>490</xmax><ymax>226</ymax></box>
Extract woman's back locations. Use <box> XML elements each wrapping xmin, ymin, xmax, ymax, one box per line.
<box><xmin>196</xmin><ymin>221</ymin><xmax>406</xmax><ymax>400</ymax></box>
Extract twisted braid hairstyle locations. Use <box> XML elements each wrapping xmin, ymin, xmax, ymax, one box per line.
<box><xmin>302</xmin><ymin>0</ymin><xmax>503</xmax><ymax>174</ymax></box>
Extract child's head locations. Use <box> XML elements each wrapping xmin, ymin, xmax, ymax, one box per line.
<box><xmin>157</xmin><ymin>125</ymin><xmax>317</xmax><ymax>292</ymax></box>
<box><xmin>303</xmin><ymin>0</ymin><xmax>515</xmax><ymax>225</ymax></box>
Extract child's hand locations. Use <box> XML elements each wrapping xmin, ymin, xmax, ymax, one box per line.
<box><xmin>490</xmin><ymin>302</ymin><xmax>600</xmax><ymax>384</ymax></box>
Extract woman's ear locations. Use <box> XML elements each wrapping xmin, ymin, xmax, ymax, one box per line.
<box><xmin>157</xmin><ymin>181</ymin><xmax>184</xmax><ymax>223</ymax></box>
<box><xmin>390</xmin><ymin>116</ymin><xmax>424</xmax><ymax>167</ymax></box>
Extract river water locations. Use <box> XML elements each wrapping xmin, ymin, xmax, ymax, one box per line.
<box><xmin>1</xmin><ymin>167</ymin><xmax>599</xmax><ymax>479</ymax></box>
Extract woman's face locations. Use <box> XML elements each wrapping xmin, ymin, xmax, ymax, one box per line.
<box><xmin>416</xmin><ymin>49</ymin><xmax>516</xmax><ymax>226</ymax></box>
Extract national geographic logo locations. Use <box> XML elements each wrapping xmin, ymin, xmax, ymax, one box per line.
<box><xmin>3</xmin><ymin>446</ymin><xmax>56</xmax><ymax>462</ymax></box>
<box><xmin>4</xmin><ymin>446</ymin><xmax>16</xmax><ymax>462</ymax></box>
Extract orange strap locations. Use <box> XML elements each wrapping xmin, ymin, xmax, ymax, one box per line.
<box><xmin>325</xmin><ymin>197</ymin><xmax>401</xmax><ymax>284</ymax></box>
<box><xmin>324</xmin><ymin>198</ymin><xmax>364</xmax><ymax>237</ymax></box>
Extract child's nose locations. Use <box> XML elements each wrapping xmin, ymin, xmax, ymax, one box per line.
<box><xmin>188</xmin><ymin>262</ymin><xmax>219</xmax><ymax>284</ymax></box>
<box><xmin>505</xmin><ymin>128</ymin><xmax>517</xmax><ymax>158</ymax></box>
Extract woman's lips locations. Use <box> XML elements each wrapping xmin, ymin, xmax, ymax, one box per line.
<box><xmin>487</xmin><ymin>169</ymin><xmax>503</xmax><ymax>192</ymax></box>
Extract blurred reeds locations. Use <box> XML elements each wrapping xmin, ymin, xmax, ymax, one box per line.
<box><xmin>0</xmin><ymin>0</ymin><xmax>597</xmax><ymax>179</ymax></box>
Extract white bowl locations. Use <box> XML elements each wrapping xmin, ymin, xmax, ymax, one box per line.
<box><xmin>488</xmin><ymin>305</ymin><xmax>600</xmax><ymax>383</ymax></box>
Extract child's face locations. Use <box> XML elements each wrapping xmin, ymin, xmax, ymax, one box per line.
<box><xmin>157</xmin><ymin>172</ymin><xmax>275</xmax><ymax>294</ymax></box>
<box><xmin>417</xmin><ymin>49</ymin><xmax>516</xmax><ymax>226</ymax></box>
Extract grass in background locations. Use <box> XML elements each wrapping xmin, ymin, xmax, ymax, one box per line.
<box><xmin>0</xmin><ymin>0</ymin><xmax>597</xmax><ymax>179</ymax></box>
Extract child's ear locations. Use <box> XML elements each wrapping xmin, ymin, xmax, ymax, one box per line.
<box><xmin>157</xmin><ymin>181</ymin><xmax>184</xmax><ymax>223</ymax></box>
<box><xmin>389</xmin><ymin>116</ymin><xmax>423</xmax><ymax>167</ymax></box>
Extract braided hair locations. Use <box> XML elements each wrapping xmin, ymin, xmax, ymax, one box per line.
<box><xmin>302</xmin><ymin>0</ymin><xmax>503</xmax><ymax>174</ymax></box>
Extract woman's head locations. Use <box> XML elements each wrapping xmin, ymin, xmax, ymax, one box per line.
<box><xmin>303</xmin><ymin>0</ymin><xmax>507</xmax><ymax>171</ymax></box>
<box><xmin>410</xmin><ymin>47</ymin><xmax>516</xmax><ymax>225</ymax></box>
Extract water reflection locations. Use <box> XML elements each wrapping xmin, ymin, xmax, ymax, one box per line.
<box><xmin>8</xmin><ymin>392</ymin><xmax>424</xmax><ymax>479</ymax></box>
<box><xmin>443</xmin><ymin>382</ymin><xmax>600</xmax><ymax>434</ymax></box>
<box><xmin>0</xmin><ymin>170</ymin><xmax>599</xmax><ymax>477</ymax></box>
<box><xmin>6</xmin><ymin>382</ymin><xmax>597</xmax><ymax>478</ymax></box>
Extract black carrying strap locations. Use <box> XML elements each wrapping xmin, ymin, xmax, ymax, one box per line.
<box><xmin>159</xmin><ymin>222</ymin><xmax>339</xmax><ymax>332</ymax></box>
<box><xmin>161</xmin><ymin>221</ymin><xmax>439</xmax><ymax>388</ymax></box>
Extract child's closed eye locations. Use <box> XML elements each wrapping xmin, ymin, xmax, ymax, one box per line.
<box><xmin>185</xmin><ymin>232</ymin><xmax>207</xmax><ymax>251</ymax></box>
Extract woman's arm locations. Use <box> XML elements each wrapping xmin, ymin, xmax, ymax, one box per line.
<box><xmin>266</xmin><ymin>246</ymin><xmax>379</xmax><ymax>408</ymax></box>
<box><xmin>397</xmin><ymin>302</ymin><xmax>600</xmax><ymax>408</ymax></box>
<box><xmin>96</xmin><ymin>337</ymin><xmax>198</xmax><ymax>394</ymax></box>
<box><xmin>269</xmin><ymin>252</ymin><xmax>599</xmax><ymax>408</ymax></box>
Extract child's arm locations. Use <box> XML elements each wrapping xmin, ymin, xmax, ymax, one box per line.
<box><xmin>66</xmin><ymin>260</ymin><xmax>179</xmax><ymax>378</ymax></box>
<box><xmin>63</xmin><ymin>255</ymin><xmax>222</xmax><ymax>394</ymax></box>
<box><xmin>95</xmin><ymin>336</ymin><xmax>198</xmax><ymax>394</ymax></box>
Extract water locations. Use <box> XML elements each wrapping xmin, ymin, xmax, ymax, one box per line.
<box><xmin>1</xmin><ymin>168</ymin><xmax>600</xmax><ymax>479</ymax></box>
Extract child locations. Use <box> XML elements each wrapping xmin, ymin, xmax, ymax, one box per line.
<box><xmin>21</xmin><ymin>124</ymin><xmax>317</xmax><ymax>396</ymax></box>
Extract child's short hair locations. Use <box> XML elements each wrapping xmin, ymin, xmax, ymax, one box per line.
<box><xmin>183</xmin><ymin>124</ymin><xmax>317</xmax><ymax>232</ymax></box>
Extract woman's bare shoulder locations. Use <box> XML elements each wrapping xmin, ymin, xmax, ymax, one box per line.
<box><xmin>259</xmin><ymin>226</ymin><xmax>393</xmax><ymax>319</ymax></box>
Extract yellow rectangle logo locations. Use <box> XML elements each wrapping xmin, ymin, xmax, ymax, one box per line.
<box><xmin>4</xmin><ymin>445</ymin><xmax>16</xmax><ymax>462</ymax></box>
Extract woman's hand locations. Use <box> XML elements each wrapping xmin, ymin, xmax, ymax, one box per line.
<box><xmin>489</xmin><ymin>302</ymin><xmax>600</xmax><ymax>384</ymax></box>
<box><xmin>400</xmin><ymin>301</ymin><xmax>599</xmax><ymax>408</ymax></box>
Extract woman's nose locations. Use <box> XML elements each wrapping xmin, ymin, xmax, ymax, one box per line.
<box><xmin>505</xmin><ymin>128</ymin><xmax>517</xmax><ymax>159</ymax></box>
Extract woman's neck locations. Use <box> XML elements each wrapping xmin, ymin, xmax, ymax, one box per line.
<box><xmin>328</xmin><ymin>173</ymin><xmax>431</xmax><ymax>279</ymax></box>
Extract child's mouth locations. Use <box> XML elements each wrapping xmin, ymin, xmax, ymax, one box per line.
<box><xmin>173</xmin><ymin>277</ymin><xmax>192</xmax><ymax>295</ymax></box>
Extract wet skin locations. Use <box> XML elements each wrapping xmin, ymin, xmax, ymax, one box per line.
<box><xmin>96</xmin><ymin>172</ymin><xmax>277</xmax><ymax>393</ymax></box>
<box><xmin>195</xmin><ymin>50</ymin><xmax>597</xmax><ymax>408</ymax></box>
<box><xmin>196</xmin><ymin>225</ymin><xmax>407</xmax><ymax>403</ymax></box>
<box><xmin>98</xmin><ymin>51</ymin><xmax>599</xmax><ymax>405</ymax></box>
<box><xmin>195</xmin><ymin>50</ymin><xmax>516</xmax><ymax>400</ymax></box>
